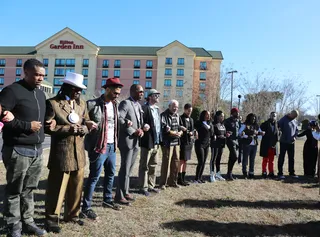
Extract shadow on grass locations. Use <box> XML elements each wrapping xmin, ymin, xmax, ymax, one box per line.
<box><xmin>161</xmin><ymin>219</ymin><xmax>320</xmax><ymax>237</ymax></box>
<box><xmin>175</xmin><ymin>199</ymin><xmax>320</xmax><ymax>210</ymax></box>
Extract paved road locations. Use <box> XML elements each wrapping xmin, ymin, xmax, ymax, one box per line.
<box><xmin>0</xmin><ymin>136</ymin><xmax>51</xmax><ymax>161</ymax></box>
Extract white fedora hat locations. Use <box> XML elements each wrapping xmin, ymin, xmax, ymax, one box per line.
<box><xmin>60</xmin><ymin>72</ymin><xmax>87</xmax><ymax>89</ymax></box>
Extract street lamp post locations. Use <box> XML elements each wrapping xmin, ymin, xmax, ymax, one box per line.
<box><xmin>317</xmin><ymin>95</ymin><xmax>320</xmax><ymax>115</ymax></box>
<box><xmin>227</xmin><ymin>70</ymin><xmax>238</xmax><ymax>111</ymax></box>
<box><xmin>238</xmin><ymin>94</ymin><xmax>242</xmax><ymax>109</ymax></box>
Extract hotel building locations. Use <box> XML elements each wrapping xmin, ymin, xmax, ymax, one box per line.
<box><xmin>0</xmin><ymin>27</ymin><xmax>223</xmax><ymax>109</ymax></box>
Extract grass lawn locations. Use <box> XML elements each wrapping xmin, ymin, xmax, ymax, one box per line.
<box><xmin>0</xmin><ymin>140</ymin><xmax>319</xmax><ymax>237</ymax></box>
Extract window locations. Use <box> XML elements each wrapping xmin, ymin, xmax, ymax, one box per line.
<box><xmin>200</xmin><ymin>82</ymin><xmax>206</xmax><ymax>90</ymax></box>
<box><xmin>15</xmin><ymin>78</ymin><xmax>20</xmax><ymax>82</ymax></box>
<box><xmin>164</xmin><ymin>89</ymin><xmax>170</xmax><ymax>98</ymax></box>
<box><xmin>65</xmin><ymin>68</ymin><xmax>75</xmax><ymax>74</ymax></box>
<box><xmin>165</xmin><ymin>57</ymin><xmax>172</xmax><ymax>65</ymax></box>
<box><xmin>114</xmin><ymin>70</ymin><xmax>120</xmax><ymax>78</ymax></box>
<box><xmin>176</xmin><ymin>90</ymin><xmax>183</xmax><ymax>97</ymax></box>
<box><xmin>83</xmin><ymin>59</ymin><xmax>89</xmax><ymax>67</ymax></box>
<box><xmin>16</xmin><ymin>59</ymin><xmax>22</xmax><ymax>67</ymax></box>
<box><xmin>165</xmin><ymin>68</ymin><xmax>172</xmax><ymax>76</ymax></box>
<box><xmin>146</xmin><ymin>70</ymin><xmax>152</xmax><ymax>79</ymax></box>
<box><xmin>16</xmin><ymin>68</ymin><xmax>21</xmax><ymax>76</ymax></box>
<box><xmin>43</xmin><ymin>59</ymin><xmax>48</xmax><ymax>66</ymax></box>
<box><xmin>54</xmin><ymin>78</ymin><xmax>63</xmax><ymax>86</ymax></box>
<box><xmin>177</xmin><ymin>69</ymin><xmax>184</xmax><ymax>76</ymax></box>
<box><xmin>177</xmin><ymin>58</ymin><xmax>184</xmax><ymax>65</ymax></box>
<box><xmin>199</xmin><ymin>93</ymin><xmax>206</xmax><ymax>100</ymax></box>
<box><xmin>82</xmin><ymin>90</ymin><xmax>86</xmax><ymax>95</ymax></box>
<box><xmin>133</xmin><ymin>80</ymin><xmax>139</xmax><ymax>85</ymax></box>
<box><xmin>101</xmin><ymin>79</ymin><xmax>107</xmax><ymax>86</ymax></box>
<box><xmin>55</xmin><ymin>59</ymin><xmax>65</xmax><ymax>66</ymax></box>
<box><xmin>83</xmin><ymin>79</ymin><xmax>88</xmax><ymax>86</ymax></box>
<box><xmin>144</xmin><ymin>91</ymin><xmax>149</xmax><ymax>98</ymax></box>
<box><xmin>66</xmin><ymin>59</ymin><xmax>75</xmax><ymax>67</ymax></box>
<box><xmin>200</xmin><ymin>62</ymin><xmax>207</xmax><ymax>70</ymax></box>
<box><xmin>134</xmin><ymin>60</ymin><xmax>140</xmax><ymax>68</ymax></box>
<box><xmin>176</xmin><ymin>80</ymin><xmax>184</xmax><ymax>87</ymax></box>
<box><xmin>53</xmin><ymin>87</ymin><xmax>60</xmax><ymax>94</ymax></box>
<box><xmin>145</xmin><ymin>81</ymin><xmax>152</xmax><ymax>89</ymax></box>
<box><xmin>82</xmin><ymin>69</ymin><xmax>88</xmax><ymax>77</ymax></box>
<box><xmin>102</xmin><ymin>60</ymin><xmax>109</xmax><ymax>68</ymax></box>
<box><xmin>114</xmin><ymin>60</ymin><xmax>121</xmax><ymax>68</ymax></box>
<box><xmin>200</xmin><ymin>72</ymin><xmax>206</xmax><ymax>80</ymax></box>
<box><xmin>102</xmin><ymin>70</ymin><xmax>108</xmax><ymax>78</ymax></box>
<box><xmin>0</xmin><ymin>78</ymin><xmax>4</xmax><ymax>84</ymax></box>
<box><xmin>146</xmin><ymin>60</ymin><xmax>153</xmax><ymax>68</ymax></box>
<box><xmin>0</xmin><ymin>59</ymin><xmax>6</xmax><ymax>66</ymax></box>
<box><xmin>54</xmin><ymin>68</ymin><xmax>65</xmax><ymax>76</ymax></box>
<box><xmin>0</xmin><ymin>68</ymin><xmax>4</xmax><ymax>75</ymax></box>
<box><xmin>164</xmin><ymin>79</ymin><xmax>171</xmax><ymax>86</ymax></box>
<box><xmin>133</xmin><ymin>70</ymin><xmax>140</xmax><ymax>78</ymax></box>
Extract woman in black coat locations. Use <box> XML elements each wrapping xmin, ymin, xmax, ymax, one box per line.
<box><xmin>260</xmin><ymin>112</ymin><xmax>279</xmax><ymax>178</ymax></box>
<box><xmin>194</xmin><ymin>110</ymin><xmax>211</xmax><ymax>183</ymax></box>
<box><xmin>210</xmin><ymin>111</ymin><xmax>227</xmax><ymax>182</ymax></box>
<box><xmin>297</xmin><ymin>120</ymin><xmax>318</xmax><ymax>177</ymax></box>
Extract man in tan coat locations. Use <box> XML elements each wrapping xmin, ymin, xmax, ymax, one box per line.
<box><xmin>44</xmin><ymin>72</ymin><xmax>95</xmax><ymax>233</ymax></box>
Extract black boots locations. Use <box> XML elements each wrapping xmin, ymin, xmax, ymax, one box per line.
<box><xmin>178</xmin><ymin>172</ymin><xmax>190</xmax><ymax>186</ymax></box>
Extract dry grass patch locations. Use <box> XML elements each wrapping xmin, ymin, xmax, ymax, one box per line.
<box><xmin>0</xmin><ymin>140</ymin><xmax>319</xmax><ymax>237</ymax></box>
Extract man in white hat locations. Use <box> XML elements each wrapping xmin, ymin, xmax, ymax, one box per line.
<box><xmin>44</xmin><ymin>72</ymin><xmax>95</xmax><ymax>233</ymax></box>
<box><xmin>138</xmin><ymin>89</ymin><xmax>161</xmax><ymax>196</ymax></box>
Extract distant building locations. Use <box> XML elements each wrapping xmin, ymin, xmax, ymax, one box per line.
<box><xmin>0</xmin><ymin>27</ymin><xmax>223</xmax><ymax>108</ymax></box>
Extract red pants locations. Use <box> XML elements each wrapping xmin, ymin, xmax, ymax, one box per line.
<box><xmin>262</xmin><ymin>148</ymin><xmax>275</xmax><ymax>173</ymax></box>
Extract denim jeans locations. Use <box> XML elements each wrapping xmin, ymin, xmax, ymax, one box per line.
<box><xmin>242</xmin><ymin>145</ymin><xmax>258</xmax><ymax>174</ymax></box>
<box><xmin>2</xmin><ymin>146</ymin><xmax>43</xmax><ymax>226</ymax></box>
<box><xmin>82</xmin><ymin>143</ymin><xmax>116</xmax><ymax>211</ymax></box>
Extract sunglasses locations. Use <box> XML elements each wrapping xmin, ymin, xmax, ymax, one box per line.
<box><xmin>152</xmin><ymin>94</ymin><xmax>160</xmax><ymax>98</ymax></box>
<box><xmin>138</xmin><ymin>91</ymin><xmax>144</xmax><ymax>94</ymax></box>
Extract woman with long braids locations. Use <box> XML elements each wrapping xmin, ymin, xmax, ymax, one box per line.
<box><xmin>194</xmin><ymin>110</ymin><xmax>211</xmax><ymax>183</ymax></box>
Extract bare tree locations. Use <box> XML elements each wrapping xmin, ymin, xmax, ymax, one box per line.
<box><xmin>277</xmin><ymin>76</ymin><xmax>311</xmax><ymax>117</ymax></box>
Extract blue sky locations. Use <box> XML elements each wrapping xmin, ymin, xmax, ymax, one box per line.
<box><xmin>2</xmin><ymin>0</ymin><xmax>319</xmax><ymax>112</ymax></box>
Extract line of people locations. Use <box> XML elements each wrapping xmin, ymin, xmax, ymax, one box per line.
<box><xmin>0</xmin><ymin>58</ymin><xmax>320</xmax><ymax>237</ymax></box>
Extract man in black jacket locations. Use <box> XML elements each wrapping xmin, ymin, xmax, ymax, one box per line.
<box><xmin>138</xmin><ymin>89</ymin><xmax>162</xmax><ymax>196</ymax></box>
<box><xmin>224</xmin><ymin>108</ymin><xmax>240</xmax><ymax>181</ymax></box>
<box><xmin>0</xmin><ymin>59</ymin><xmax>48</xmax><ymax>237</ymax></box>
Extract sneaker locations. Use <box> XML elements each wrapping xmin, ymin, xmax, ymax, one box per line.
<box><xmin>262</xmin><ymin>172</ymin><xmax>267</xmax><ymax>179</ymax></box>
<box><xmin>200</xmin><ymin>179</ymin><xmax>206</xmax><ymax>183</ymax></box>
<box><xmin>148</xmin><ymin>188</ymin><xmax>160</xmax><ymax>194</ymax></box>
<box><xmin>139</xmin><ymin>190</ymin><xmax>150</xmax><ymax>196</ymax></box>
<box><xmin>215</xmin><ymin>172</ymin><xmax>225</xmax><ymax>181</ymax></box>
<box><xmin>7</xmin><ymin>222</ymin><xmax>22</xmax><ymax>237</ymax></box>
<box><xmin>22</xmin><ymin>222</ymin><xmax>47</xmax><ymax>236</ymax></box>
<box><xmin>80</xmin><ymin>209</ymin><xmax>97</xmax><ymax>220</ymax></box>
<box><xmin>278</xmin><ymin>175</ymin><xmax>285</xmax><ymax>180</ymax></box>
<box><xmin>243</xmin><ymin>172</ymin><xmax>248</xmax><ymax>179</ymax></box>
<box><xmin>103</xmin><ymin>201</ymin><xmax>122</xmax><ymax>210</ymax></box>
<box><xmin>226</xmin><ymin>173</ymin><xmax>235</xmax><ymax>181</ymax></box>
<box><xmin>209</xmin><ymin>173</ymin><xmax>216</xmax><ymax>182</ymax></box>
<box><xmin>159</xmin><ymin>185</ymin><xmax>166</xmax><ymax>190</ymax></box>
